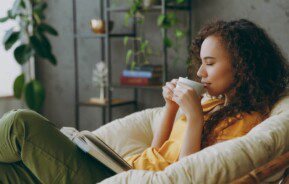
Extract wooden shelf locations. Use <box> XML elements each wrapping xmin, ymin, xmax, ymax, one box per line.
<box><xmin>74</xmin><ymin>33</ymin><xmax>136</xmax><ymax>39</ymax></box>
<box><xmin>110</xmin><ymin>84</ymin><xmax>163</xmax><ymax>90</ymax></box>
<box><xmin>107</xmin><ymin>5</ymin><xmax>190</xmax><ymax>12</ymax></box>
<box><xmin>79</xmin><ymin>98</ymin><xmax>136</xmax><ymax>107</ymax></box>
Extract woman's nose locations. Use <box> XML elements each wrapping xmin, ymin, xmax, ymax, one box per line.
<box><xmin>197</xmin><ymin>65</ymin><xmax>207</xmax><ymax>78</ymax></box>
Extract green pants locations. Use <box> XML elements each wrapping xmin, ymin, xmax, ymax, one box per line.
<box><xmin>0</xmin><ymin>109</ymin><xmax>115</xmax><ymax>183</ymax></box>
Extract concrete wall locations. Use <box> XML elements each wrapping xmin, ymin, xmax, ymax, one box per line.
<box><xmin>191</xmin><ymin>0</ymin><xmax>289</xmax><ymax>61</ymax></box>
<box><xmin>1</xmin><ymin>0</ymin><xmax>288</xmax><ymax>130</ymax></box>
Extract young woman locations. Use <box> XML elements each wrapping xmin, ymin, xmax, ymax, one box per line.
<box><xmin>0</xmin><ymin>19</ymin><xmax>288</xmax><ymax>183</ymax></box>
<box><xmin>125</xmin><ymin>19</ymin><xmax>289</xmax><ymax>170</ymax></box>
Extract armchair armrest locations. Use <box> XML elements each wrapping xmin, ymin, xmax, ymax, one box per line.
<box><xmin>92</xmin><ymin>107</ymin><xmax>164</xmax><ymax>158</ymax></box>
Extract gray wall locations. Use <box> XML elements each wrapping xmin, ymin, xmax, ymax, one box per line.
<box><xmin>1</xmin><ymin>0</ymin><xmax>289</xmax><ymax>130</ymax></box>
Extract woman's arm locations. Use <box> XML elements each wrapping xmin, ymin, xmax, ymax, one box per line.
<box><xmin>151</xmin><ymin>79</ymin><xmax>179</xmax><ymax>149</ymax></box>
<box><xmin>151</xmin><ymin>105</ymin><xmax>178</xmax><ymax>148</ymax></box>
<box><xmin>179</xmin><ymin>116</ymin><xmax>203</xmax><ymax>159</ymax></box>
<box><xmin>172</xmin><ymin>82</ymin><xmax>204</xmax><ymax>159</ymax></box>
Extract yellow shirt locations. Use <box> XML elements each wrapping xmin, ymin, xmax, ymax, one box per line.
<box><xmin>125</xmin><ymin>98</ymin><xmax>266</xmax><ymax>171</ymax></box>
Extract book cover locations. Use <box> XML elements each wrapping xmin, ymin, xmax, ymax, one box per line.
<box><xmin>122</xmin><ymin>70</ymin><xmax>162</xmax><ymax>78</ymax></box>
<box><xmin>130</xmin><ymin>64</ymin><xmax>163</xmax><ymax>72</ymax></box>
<box><xmin>120</xmin><ymin>76</ymin><xmax>161</xmax><ymax>86</ymax></box>
<box><xmin>60</xmin><ymin>127</ymin><xmax>132</xmax><ymax>174</ymax></box>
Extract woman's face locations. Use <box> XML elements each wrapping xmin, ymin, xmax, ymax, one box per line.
<box><xmin>197</xmin><ymin>35</ymin><xmax>234</xmax><ymax>97</ymax></box>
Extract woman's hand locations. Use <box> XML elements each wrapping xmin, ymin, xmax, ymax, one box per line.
<box><xmin>162</xmin><ymin>79</ymin><xmax>179</xmax><ymax>110</ymax></box>
<box><xmin>172</xmin><ymin>82</ymin><xmax>203</xmax><ymax>123</ymax></box>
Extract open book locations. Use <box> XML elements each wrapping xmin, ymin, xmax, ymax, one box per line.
<box><xmin>60</xmin><ymin>127</ymin><xmax>132</xmax><ymax>174</ymax></box>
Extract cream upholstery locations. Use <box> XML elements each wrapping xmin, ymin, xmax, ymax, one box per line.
<box><xmin>92</xmin><ymin>92</ymin><xmax>289</xmax><ymax>184</ymax></box>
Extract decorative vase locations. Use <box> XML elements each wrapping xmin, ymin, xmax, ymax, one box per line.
<box><xmin>89</xmin><ymin>19</ymin><xmax>114</xmax><ymax>34</ymax></box>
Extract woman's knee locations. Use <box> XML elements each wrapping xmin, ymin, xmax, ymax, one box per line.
<box><xmin>0</xmin><ymin>109</ymin><xmax>54</xmax><ymax>136</ymax></box>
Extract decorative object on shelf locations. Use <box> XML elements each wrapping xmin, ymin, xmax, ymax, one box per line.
<box><xmin>92</xmin><ymin>61</ymin><xmax>108</xmax><ymax>104</ymax></box>
<box><xmin>0</xmin><ymin>0</ymin><xmax>58</xmax><ymax>112</ymax></box>
<box><xmin>120</xmin><ymin>64</ymin><xmax>162</xmax><ymax>86</ymax></box>
<box><xmin>89</xmin><ymin>18</ymin><xmax>114</xmax><ymax>34</ymax></box>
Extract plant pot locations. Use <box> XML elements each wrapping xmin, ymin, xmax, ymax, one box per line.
<box><xmin>89</xmin><ymin>19</ymin><xmax>114</xmax><ymax>34</ymax></box>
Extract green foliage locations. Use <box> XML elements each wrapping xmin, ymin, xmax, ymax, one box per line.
<box><xmin>24</xmin><ymin>80</ymin><xmax>45</xmax><ymax>112</ymax></box>
<box><xmin>163</xmin><ymin>37</ymin><xmax>172</xmax><ymax>48</ymax></box>
<box><xmin>14</xmin><ymin>44</ymin><xmax>33</xmax><ymax>64</ymax></box>
<box><xmin>126</xmin><ymin>49</ymin><xmax>133</xmax><ymax>64</ymax></box>
<box><xmin>0</xmin><ymin>0</ymin><xmax>58</xmax><ymax>112</ymax></box>
<box><xmin>14</xmin><ymin>73</ymin><xmax>25</xmax><ymax>99</ymax></box>
<box><xmin>124</xmin><ymin>0</ymin><xmax>144</xmax><ymax>26</ymax></box>
<box><xmin>123</xmin><ymin>0</ymin><xmax>188</xmax><ymax>68</ymax></box>
<box><xmin>157</xmin><ymin>9</ymin><xmax>186</xmax><ymax>65</ymax></box>
<box><xmin>3</xmin><ymin>30</ymin><xmax>20</xmax><ymax>50</ymax></box>
<box><xmin>157</xmin><ymin>13</ymin><xmax>177</xmax><ymax>29</ymax></box>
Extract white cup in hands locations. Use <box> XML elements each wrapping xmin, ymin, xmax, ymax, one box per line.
<box><xmin>176</xmin><ymin>77</ymin><xmax>206</xmax><ymax>97</ymax></box>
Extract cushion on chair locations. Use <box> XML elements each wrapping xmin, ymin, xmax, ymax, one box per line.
<box><xmin>95</xmin><ymin>93</ymin><xmax>289</xmax><ymax>183</ymax></box>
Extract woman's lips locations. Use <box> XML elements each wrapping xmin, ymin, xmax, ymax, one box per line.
<box><xmin>202</xmin><ymin>82</ymin><xmax>210</xmax><ymax>87</ymax></box>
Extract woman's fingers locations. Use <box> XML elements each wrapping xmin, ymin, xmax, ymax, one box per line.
<box><xmin>166</xmin><ymin>82</ymin><xmax>175</xmax><ymax>90</ymax></box>
<box><xmin>162</xmin><ymin>86</ymin><xmax>174</xmax><ymax>99</ymax></box>
<box><xmin>171</xmin><ymin>79</ymin><xmax>178</xmax><ymax>85</ymax></box>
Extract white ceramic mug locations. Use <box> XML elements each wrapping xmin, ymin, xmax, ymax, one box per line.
<box><xmin>176</xmin><ymin>77</ymin><xmax>206</xmax><ymax>97</ymax></box>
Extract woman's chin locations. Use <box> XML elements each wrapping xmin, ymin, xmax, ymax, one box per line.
<box><xmin>207</xmin><ymin>91</ymin><xmax>223</xmax><ymax>98</ymax></box>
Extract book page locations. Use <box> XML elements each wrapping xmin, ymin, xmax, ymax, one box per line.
<box><xmin>73</xmin><ymin>131</ymin><xmax>131</xmax><ymax>173</ymax></box>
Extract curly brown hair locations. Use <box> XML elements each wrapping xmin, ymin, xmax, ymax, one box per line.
<box><xmin>188</xmin><ymin>19</ymin><xmax>289</xmax><ymax>147</ymax></box>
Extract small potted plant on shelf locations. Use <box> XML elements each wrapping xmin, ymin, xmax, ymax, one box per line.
<box><xmin>91</xmin><ymin>61</ymin><xmax>108</xmax><ymax>104</ymax></box>
<box><xmin>123</xmin><ymin>36</ymin><xmax>152</xmax><ymax>70</ymax></box>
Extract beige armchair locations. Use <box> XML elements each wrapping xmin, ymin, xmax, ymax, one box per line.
<box><xmin>92</xmin><ymin>92</ymin><xmax>289</xmax><ymax>184</ymax></box>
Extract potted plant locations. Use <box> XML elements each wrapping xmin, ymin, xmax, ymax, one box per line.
<box><xmin>123</xmin><ymin>36</ymin><xmax>152</xmax><ymax>70</ymax></box>
<box><xmin>0</xmin><ymin>0</ymin><xmax>58</xmax><ymax>112</ymax></box>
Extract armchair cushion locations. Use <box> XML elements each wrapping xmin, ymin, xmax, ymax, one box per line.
<box><xmin>93</xmin><ymin>92</ymin><xmax>289</xmax><ymax>183</ymax></box>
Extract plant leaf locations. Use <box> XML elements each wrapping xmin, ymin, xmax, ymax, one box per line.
<box><xmin>24</xmin><ymin>79</ymin><xmax>45</xmax><ymax>112</ymax></box>
<box><xmin>7</xmin><ymin>10</ymin><xmax>16</xmax><ymax>19</ymax></box>
<box><xmin>175</xmin><ymin>0</ymin><xmax>185</xmax><ymax>3</ymax></box>
<box><xmin>0</xmin><ymin>17</ymin><xmax>9</xmax><ymax>23</ymax></box>
<box><xmin>14</xmin><ymin>44</ymin><xmax>33</xmax><ymax>64</ymax></box>
<box><xmin>163</xmin><ymin>37</ymin><xmax>172</xmax><ymax>48</ymax></box>
<box><xmin>13</xmin><ymin>73</ymin><xmax>25</xmax><ymax>99</ymax></box>
<box><xmin>126</xmin><ymin>49</ymin><xmax>133</xmax><ymax>64</ymax></box>
<box><xmin>30</xmin><ymin>35</ymin><xmax>57</xmax><ymax>65</ymax></box>
<box><xmin>157</xmin><ymin>14</ymin><xmax>165</xmax><ymax>26</ymax></box>
<box><xmin>38</xmin><ymin>23</ymin><xmax>58</xmax><ymax>36</ymax></box>
<box><xmin>140</xmin><ymin>40</ymin><xmax>149</xmax><ymax>52</ymax></box>
<box><xmin>175</xmin><ymin>29</ymin><xmax>184</xmax><ymax>38</ymax></box>
<box><xmin>37</xmin><ymin>33</ymin><xmax>51</xmax><ymax>51</ymax></box>
<box><xmin>4</xmin><ymin>31</ymin><xmax>20</xmax><ymax>50</ymax></box>
<box><xmin>20</xmin><ymin>0</ymin><xmax>26</xmax><ymax>8</ymax></box>
<box><xmin>33</xmin><ymin>2</ymin><xmax>48</xmax><ymax>12</ymax></box>
<box><xmin>123</xmin><ymin>36</ymin><xmax>129</xmax><ymax>46</ymax></box>
<box><xmin>46</xmin><ymin>53</ymin><xmax>57</xmax><ymax>65</ymax></box>
<box><xmin>30</xmin><ymin>35</ymin><xmax>49</xmax><ymax>57</ymax></box>
<box><xmin>130</xmin><ymin>61</ymin><xmax>136</xmax><ymax>70</ymax></box>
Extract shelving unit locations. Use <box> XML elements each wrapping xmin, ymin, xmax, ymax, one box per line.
<box><xmin>72</xmin><ymin>0</ymin><xmax>192</xmax><ymax>129</ymax></box>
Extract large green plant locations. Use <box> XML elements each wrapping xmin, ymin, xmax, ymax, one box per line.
<box><xmin>0</xmin><ymin>0</ymin><xmax>58</xmax><ymax>112</ymax></box>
